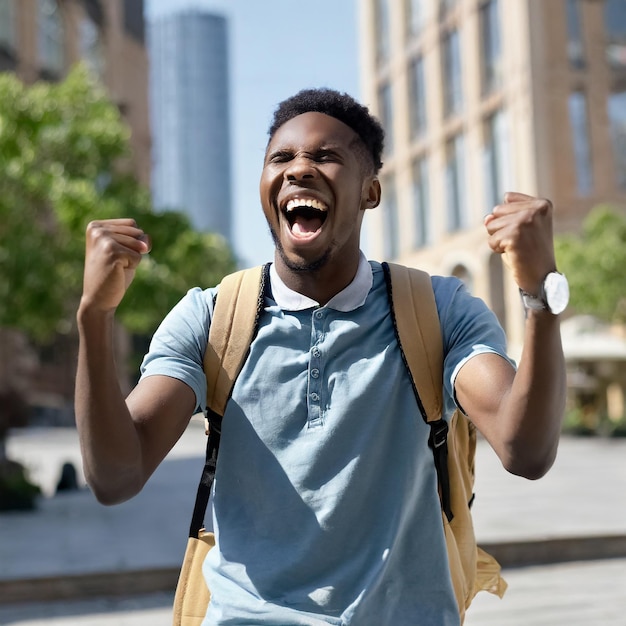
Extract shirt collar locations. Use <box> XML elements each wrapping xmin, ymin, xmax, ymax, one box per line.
<box><xmin>269</xmin><ymin>252</ymin><xmax>373</xmax><ymax>312</ymax></box>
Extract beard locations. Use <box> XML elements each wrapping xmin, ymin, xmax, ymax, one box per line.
<box><xmin>268</xmin><ymin>224</ymin><xmax>332</xmax><ymax>273</ymax></box>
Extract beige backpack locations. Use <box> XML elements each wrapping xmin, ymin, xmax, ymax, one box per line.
<box><xmin>173</xmin><ymin>263</ymin><xmax>507</xmax><ymax>626</ymax></box>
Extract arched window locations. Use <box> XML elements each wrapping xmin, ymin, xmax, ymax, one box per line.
<box><xmin>38</xmin><ymin>0</ymin><xmax>64</xmax><ymax>77</ymax></box>
<box><xmin>451</xmin><ymin>263</ymin><xmax>473</xmax><ymax>293</ymax></box>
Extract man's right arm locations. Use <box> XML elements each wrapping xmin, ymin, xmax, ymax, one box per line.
<box><xmin>75</xmin><ymin>220</ymin><xmax>196</xmax><ymax>505</ymax></box>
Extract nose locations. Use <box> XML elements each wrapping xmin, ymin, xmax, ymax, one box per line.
<box><xmin>285</xmin><ymin>155</ymin><xmax>317</xmax><ymax>182</ymax></box>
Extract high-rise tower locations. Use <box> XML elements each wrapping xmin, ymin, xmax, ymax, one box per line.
<box><xmin>147</xmin><ymin>10</ymin><xmax>232</xmax><ymax>240</ymax></box>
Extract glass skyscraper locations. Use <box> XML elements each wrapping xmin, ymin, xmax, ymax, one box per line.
<box><xmin>148</xmin><ymin>10</ymin><xmax>232</xmax><ymax>240</ymax></box>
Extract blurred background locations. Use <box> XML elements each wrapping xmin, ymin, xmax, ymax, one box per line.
<box><xmin>0</xmin><ymin>0</ymin><xmax>625</xmax><ymax>624</ymax></box>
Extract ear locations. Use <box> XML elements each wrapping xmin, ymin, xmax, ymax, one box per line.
<box><xmin>363</xmin><ymin>177</ymin><xmax>381</xmax><ymax>210</ymax></box>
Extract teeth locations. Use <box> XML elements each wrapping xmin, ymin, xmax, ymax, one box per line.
<box><xmin>285</xmin><ymin>198</ymin><xmax>327</xmax><ymax>212</ymax></box>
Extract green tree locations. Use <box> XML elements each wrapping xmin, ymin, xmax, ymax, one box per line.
<box><xmin>0</xmin><ymin>64</ymin><xmax>236</xmax><ymax>341</ymax></box>
<box><xmin>555</xmin><ymin>205</ymin><xmax>626</xmax><ymax>323</ymax></box>
<box><xmin>0</xmin><ymin>66</ymin><xmax>236</xmax><ymax>507</ymax></box>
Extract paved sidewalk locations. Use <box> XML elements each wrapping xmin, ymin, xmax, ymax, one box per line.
<box><xmin>1</xmin><ymin>421</ymin><xmax>625</xmax><ymax>623</ymax></box>
<box><xmin>0</xmin><ymin>559</ymin><xmax>624</xmax><ymax>626</ymax></box>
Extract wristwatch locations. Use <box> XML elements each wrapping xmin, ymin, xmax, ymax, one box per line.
<box><xmin>519</xmin><ymin>272</ymin><xmax>569</xmax><ymax>315</ymax></box>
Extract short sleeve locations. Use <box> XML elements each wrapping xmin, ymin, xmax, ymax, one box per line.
<box><xmin>139</xmin><ymin>287</ymin><xmax>216</xmax><ymax>412</ymax></box>
<box><xmin>432</xmin><ymin>276</ymin><xmax>517</xmax><ymax>419</ymax></box>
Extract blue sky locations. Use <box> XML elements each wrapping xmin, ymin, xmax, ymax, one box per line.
<box><xmin>145</xmin><ymin>0</ymin><xmax>361</xmax><ymax>267</ymax></box>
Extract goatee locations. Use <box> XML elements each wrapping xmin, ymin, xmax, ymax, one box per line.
<box><xmin>269</xmin><ymin>225</ymin><xmax>331</xmax><ymax>273</ymax></box>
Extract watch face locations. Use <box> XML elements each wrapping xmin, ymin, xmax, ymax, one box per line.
<box><xmin>544</xmin><ymin>272</ymin><xmax>569</xmax><ymax>315</ymax></box>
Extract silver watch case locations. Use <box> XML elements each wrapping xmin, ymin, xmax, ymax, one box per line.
<box><xmin>520</xmin><ymin>272</ymin><xmax>569</xmax><ymax>315</ymax></box>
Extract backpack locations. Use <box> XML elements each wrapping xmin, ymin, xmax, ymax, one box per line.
<box><xmin>173</xmin><ymin>262</ymin><xmax>507</xmax><ymax>626</ymax></box>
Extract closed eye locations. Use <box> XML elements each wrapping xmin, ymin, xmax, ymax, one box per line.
<box><xmin>314</xmin><ymin>150</ymin><xmax>340</xmax><ymax>163</ymax></box>
<box><xmin>267</xmin><ymin>150</ymin><xmax>294</xmax><ymax>164</ymax></box>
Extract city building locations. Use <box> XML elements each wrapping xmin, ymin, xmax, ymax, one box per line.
<box><xmin>0</xmin><ymin>0</ymin><xmax>150</xmax><ymax>183</ymax></box>
<box><xmin>358</xmin><ymin>0</ymin><xmax>626</xmax><ymax>422</ymax></box>
<box><xmin>359</xmin><ymin>0</ymin><xmax>626</xmax><ymax>346</ymax></box>
<box><xmin>0</xmin><ymin>0</ymin><xmax>149</xmax><ymax>422</ymax></box>
<box><xmin>147</xmin><ymin>10</ymin><xmax>232</xmax><ymax>241</ymax></box>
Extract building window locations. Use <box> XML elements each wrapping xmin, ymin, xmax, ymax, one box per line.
<box><xmin>381</xmin><ymin>176</ymin><xmax>399</xmax><ymax>259</ymax></box>
<box><xmin>445</xmin><ymin>133</ymin><xmax>467</xmax><ymax>232</ymax></box>
<box><xmin>412</xmin><ymin>156</ymin><xmax>430</xmax><ymax>248</ymax></box>
<box><xmin>442</xmin><ymin>29</ymin><xmax>462</xmax><ymax>117</ymax></box>
<box><xmin>378</xmin><ymin>82</ymin><xmax>394</xmax><ymax>154</ymax></box>
<box><xmin>604</xmin><ymin>0</ymin><xmax>626</xmax><ymax>69</ymax></box>
<box><xmin>375</xmin><ymin>0</ymin><xmax>391</xmax><ymax>65</ymax></box>
<box><xmin>566</xmin><ymin>0</ymin><xmax>585</xmax><ymax>69</ymax></box>
<box><xmin>483</xmin><ymin>109</ymin><xmax>510</xmax><ymax>210</ymax></box>
<box><xmin>408</xmin><ymin>56</ymin><xmax>427</xmax><ymax>139</ymax></box>
<box><xmin>0</xmin><ymin>0</ymin><xmax>17</xmax><ymax>52</ymax></box>
<box><xmin>440</xmin><ymin>0</ymin><xmax>458</xmax><ymax>18</ymax></box>
<box><xmin>479</xmin><ymin>0</ymin><xmax>502</xmax><ymax>95</ymax></box>
<box><xmin>38</xmin><ymin>0</ymin><xmax>64</xmax><ymax>76</ymax></box>
<box><xmin>488</xmin><ymin>253</ymin><xmax>507</xmax><ymax>329</ymax></box>
<box><xmin>568</xmin><ymin>91</ymin><xmax>594</xmax><ymax>195</ymax></box>
<box><xmin>82</xmin><ymin>0</ymin><xmax>103</xmax><ymax>26</ymax></box>
<box><xmin>406</xmin><ymin>0</ymin><xmax>426</xmax><ymax>39</ymax></box>
<box><xmin>608</xmin><ymin>90</ymin><xmax>626</xmax><ymax>189</ymax></box>
<box><xmin>79</xmin><ymin>14</ymin><xmax>104</xmax><ymax>79</ymax></box>
<box><xmin>124</xmin><ymin>0</ymin><xmax>145</xmax><ymax>43</ymax></box>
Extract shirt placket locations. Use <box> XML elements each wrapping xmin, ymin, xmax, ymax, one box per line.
<box><xmin>307</xmin><ymin>308</ymin><xmax>326</xmax><ymax>428</ymax></box>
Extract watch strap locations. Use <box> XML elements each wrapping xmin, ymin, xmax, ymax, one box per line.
<box><xmin>519</xmin><ymin>288</ymin><xmax>548</xmax><ymax>311</ymax></box>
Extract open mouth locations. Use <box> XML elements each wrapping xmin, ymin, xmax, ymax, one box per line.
<box><xmin>283</xmin><ymin>197</ymin><xmax>328</xmax><ymax>237</ymax></box>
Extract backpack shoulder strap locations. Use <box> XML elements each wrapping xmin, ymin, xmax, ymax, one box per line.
<box><xmin>382</xmin><ymin>262</ymin><xmax>443</xmax><ymax>421</ymax></box>
<box><xmin>189</xmin><ymin>265</ymin><xmax>268</xmax><ymax>539</ymax></box>
<box><xmin>383</xmin><ymin>262</ymin><xmax>507</xmax><ymax>613</ymax></box>
<box><xmin>203</xmin><ymin>264</ymin><xmax>269</xmax><ymax>417</ymax></box>
<box><xmin>382</xmin><ymin>261</ymin><xmax>452</xmax><ymax>522</ymax></box>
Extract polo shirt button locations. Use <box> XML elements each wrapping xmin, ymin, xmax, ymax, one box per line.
<box><xmin>315</xmin><ymin>310</ymin><xmax>323</xmax><ymax>319</ymax></box>
<box><xmin>310</xmin><ymin>393</ymin><xmax>319</xmax><ymax>401</ymax></box>
<box><xmin>311</xmin><ymin>369</ymin><xmax>320</xmax><ymax>378</ymax></box>
<box><xmin>312</xmin><ymin>347</ymin><xmax>321</xmax><ymax>357</ymax></box>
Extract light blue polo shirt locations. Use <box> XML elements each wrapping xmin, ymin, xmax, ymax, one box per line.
<box><xmin>140</xmin><ymin>255</ymin><xmax>513</xmax><ymax>625</ymax></box>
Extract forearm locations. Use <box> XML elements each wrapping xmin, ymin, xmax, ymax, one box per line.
<box><xmin>75</xmin><ymin>304</ymin><xmax>144</xmax><ymax>504</ymax></box>
<box><xmin>497</xmin><ymin>310</ymin><xmax>566</xmax><ymax>478</ymax></box>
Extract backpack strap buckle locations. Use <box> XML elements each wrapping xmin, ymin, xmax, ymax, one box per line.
<box><xmin>428</xmin><ymin>419</ymin><xmax>453</xmax><ymax>523</ymax></box>
<box><xmin>429</xmin><ymin>419</ymin><xmax>448</xmax><ymax>449</ymax></box>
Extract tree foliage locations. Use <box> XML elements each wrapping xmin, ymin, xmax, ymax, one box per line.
<box><xmin>0</xmin><ymin>65</ymin><xmax>236</xmax><ymax>342</ymax></box>
<box><xmin>555</xmin><ymin>205</ymin><xmax>626</xmax><ymax>323</ymax></box>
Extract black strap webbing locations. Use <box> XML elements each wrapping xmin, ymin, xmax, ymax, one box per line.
<box><xmin>189</xmin><ymin>416</ymin><xmax>220</xmax><ymax>537</ymax></box>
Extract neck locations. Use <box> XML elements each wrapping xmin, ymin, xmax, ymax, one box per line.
<box><xmin>273</xmin><ymin>252</ymin><xmax>361</xmax><ymax>306</ymax></box>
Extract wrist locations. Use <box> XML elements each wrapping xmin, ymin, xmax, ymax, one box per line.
<box><xmin>519</xmin><ymin>272</ymin><xmax>569</xmax><ymax>316</ymax></box>
<box><xmin>77</xmin><ymin>298</ymin><xmax>116</xmax><ymax>329</ymax></box>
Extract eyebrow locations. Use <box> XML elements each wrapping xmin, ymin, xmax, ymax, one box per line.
<box><xmin>268</xmin><ymin>142</ymin><xmax>345</xmax><ymax>155</ymax></box>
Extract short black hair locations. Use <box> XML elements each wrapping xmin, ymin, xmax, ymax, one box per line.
<box><xmin>267</xmin><ymin>88</ymin><xmax>385</xmax><ymax>173</ymax></box>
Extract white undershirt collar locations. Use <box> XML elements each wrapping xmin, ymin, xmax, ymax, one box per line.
<box><xmin>269</xmin><ymin>252</ymin><xmax>373</xmax><ymax>312</ymax></box>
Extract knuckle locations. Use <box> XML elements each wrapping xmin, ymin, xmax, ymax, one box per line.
<box><xmin>533</xmin><ymin>197</ymin><xmax>551</xmax><ymax>214</ymax></box>
<box><xmin>86</xmin><ymin>220</ymin><xmax>101</xmax><ymax>236</ymax></box>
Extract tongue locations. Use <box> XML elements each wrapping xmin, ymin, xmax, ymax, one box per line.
<box><xmin>292</xmin><ymin>215</ymin><xmax>322</xmax><ymax>235</ymax></box>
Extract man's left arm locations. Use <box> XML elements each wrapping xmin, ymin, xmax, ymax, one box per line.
<box><xmin>455</xmin><ymin>192</ymin><xmax>567</xmax><ymax>480</ymax></box>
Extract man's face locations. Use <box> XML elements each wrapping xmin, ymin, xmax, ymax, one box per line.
<box><xmin>260</xmin><ymin>111</ymin><xmax>379</xmax><ymax>273</ymax></box>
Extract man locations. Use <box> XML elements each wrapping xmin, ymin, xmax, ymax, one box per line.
<box><xmin>75</xmin><ymin>89</ymin><xmax>567</xmax><ymax>625</ymax></box>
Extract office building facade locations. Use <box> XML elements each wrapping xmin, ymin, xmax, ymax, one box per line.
<box><xmin>0</xmin><ymin>0</ymin><xmax>150</xmax><ymax>182</ymax></box>
<box><xmin>358</xmin><ymin>0</ymin><xmax>626</xmax><ymax>350</ymax></box>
